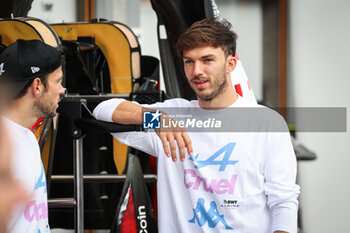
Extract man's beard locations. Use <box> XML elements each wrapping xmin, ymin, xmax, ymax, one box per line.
<box><xmin>34</xmin><ymin>97</ymin><xmax>57</xmax><ymax>118</ymax></box>
<box><xmin>191</xmin><ymin>68</ymin><xmax>227</xmax><ymax>101</ymax></box>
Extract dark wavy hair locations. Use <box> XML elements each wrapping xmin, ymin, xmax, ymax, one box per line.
<box><xmin>176</xmin><ymin>17</ymin><xmax>238</xmax><ymax>57</ymax></box>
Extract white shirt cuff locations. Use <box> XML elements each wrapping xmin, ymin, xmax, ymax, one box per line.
<box><xmin>93</xmin><ymin>98</ymin><xmax>126</xmax><ymax>122</ymax></box>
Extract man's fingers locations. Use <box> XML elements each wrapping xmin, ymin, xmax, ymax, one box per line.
<box><xmin>159</xmin><ymin>134</ymin><xmax>170</xmax><ymax>158</ymax></box>
<box><xmin>168</xmin><ymin>135</ymin><xmax>178</xmax><ymax>162</ymax></box>
<box><xmin>156</xmin><ymin>124</ymin><xmax>192</xmax><ymax>162</ymax></box>
<box><xmin>174</xmin><ymin>133</ymin><xmax>186</xmax><ymax>162</ymax></box>
<box><xmin>182</xmin><ymin>132</ymin><xmax>193</xmax><ymax>156</ymax></box>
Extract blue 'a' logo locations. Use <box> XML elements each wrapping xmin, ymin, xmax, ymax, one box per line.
<box><xmin>190</xmin><ymin>142</ymin><xmax>238</xmax><ymax>171</ymax></box>
<box><xmin>143</xmin><ymin>110</ymin><xmax>161</xmax><ymax>129</ymax></box>
<box><xmin>34</xmin><ymin>163</ymin><xmax>47</xmax><ymax>193</ymax></box>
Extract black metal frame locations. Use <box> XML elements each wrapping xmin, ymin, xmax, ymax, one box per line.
<box><xmin>49</xmin><ymin>96</ymin><xmax>153</xmax><ymax>233</ymax></box>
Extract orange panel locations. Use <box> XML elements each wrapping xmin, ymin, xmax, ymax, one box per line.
<box><xmin>0</xmin><ymin>20</ymin><xmax>43</xmax><ymax>46</ymax></box>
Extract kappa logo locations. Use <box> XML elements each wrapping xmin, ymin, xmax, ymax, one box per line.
<box><xmin>0</xmin><ymin>63</ymin><xmax>5</xmax><ymax>75</ymax></box>
<box><xmin>31</xmin><ymin>66</ymin><xmax>40</xmax><ymax>74</ymax></box>
<box><xmin>189</xmin><ymin>198</ymin><xmax>233</xmax><ymax>230</ymax></box>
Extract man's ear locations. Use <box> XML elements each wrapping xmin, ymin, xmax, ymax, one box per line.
<box><xmin>226</xmin><ymin>55</ymin><xmax>237</xmax><ymax>74</ymax></box>
<box><xmin>30</xmin><ymin>78</ymin><xmax>44</xmax><ymax>97</ymax></box>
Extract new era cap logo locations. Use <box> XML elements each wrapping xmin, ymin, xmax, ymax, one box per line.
<box><xmin>31</xmin><ymin>66</ymin><xmax>40</xmax><ymax>74</ymax></box>
<box><xmin>0</xmin><ymin>63</ymin><xmax>5</xmax><ymax>76</ymax></box>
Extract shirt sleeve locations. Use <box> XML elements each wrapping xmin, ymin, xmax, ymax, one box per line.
<box><xmin>263</xmin><ymin>122</ymin><xmax>300</xmax><ymax>233</ymax></box>
<box><xmin>93</xmin><ymin>98</ymin><xmax>126</xmax><ymax>122</ymax></box>
<box><xmin>92</xmin><ymin>98</ymin><xmax>161</xmax><ymax>157</ymax></box>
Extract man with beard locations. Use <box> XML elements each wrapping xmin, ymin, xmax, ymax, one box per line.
<box><xmin>93</xmin><ymin>18</ymin><xmax>299</xmax><ymax>233</ymax></box>
<box><xmin>0</xmin><ymin>39</ymin><xmax>65</xmax><ymax>233</ymax></box>
<box><xmin>0</xmin><ymin>88</ymin><xmax>29</xmax><ymax>233</ymax></box>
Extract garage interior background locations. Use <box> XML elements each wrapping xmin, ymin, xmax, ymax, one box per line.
<box><xmin>4</xmin><ymin>0</ymin><xmax>350</xmax><ymax>232</ymax></box>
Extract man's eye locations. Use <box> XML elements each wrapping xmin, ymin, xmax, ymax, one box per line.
<box><xmin>184</xmin><ymin>60</ymin><xmax>193</xmax><ymax>64</ymax></box>
<box><xmin>204</xmin><ymin>59</ymin><xmax>213</xmax><ymax>62</ymax></box>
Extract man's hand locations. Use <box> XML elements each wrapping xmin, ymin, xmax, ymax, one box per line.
<box><xmin>155</xmin><ymin>113</ymin><xmax>193</xmax><ymax>162</ymax></box>
<box><xmin>111</xmin><ymin>102</ymin><xmax>193</xmax><ymax>162</ymax></box>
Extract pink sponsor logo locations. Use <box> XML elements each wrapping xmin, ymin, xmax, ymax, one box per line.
<box><xmin>184</xmin><ymin>169</ymin><xmax>237</xmax><ymax>195</ymax></box>
<box><xmin>24</xmin><ymin>200</ymin><xmax>48</xmax><ymax>222</ymax></box>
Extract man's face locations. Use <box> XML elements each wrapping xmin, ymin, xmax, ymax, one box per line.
<box><xmin>35</xmin><ymin>66</ymin><xmax>65</xmax><ymax>118</ymax></box>
<box><xmin>0</xmin><ymin>122</ymin><xmax>28</xmax><ymax>231</ymax></box>
<box><xmin>183</xmin><ymin>46</ymin><xmax>232</xmax><ymax>101</ymax></box>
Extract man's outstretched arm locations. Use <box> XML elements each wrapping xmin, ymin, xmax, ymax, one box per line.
<box><xmin>111</xmin><ymin>101</ymin><xmax>143</xmax><ymax>125</ymax></box>
<box><xmin>93</xmin><ymin>99</ymin><xmax>193</xmax><ymax>162</ymax></box>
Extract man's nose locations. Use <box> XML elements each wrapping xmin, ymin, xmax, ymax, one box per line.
<box><xmin>193</xmin><ymin>61</ymin><xmax>204</xmax><ymax>76</ymax></box>
<box><xmin>59</xmin><ymin>87</ymin><xmax>67</xmax><ymax>100</ymax></box>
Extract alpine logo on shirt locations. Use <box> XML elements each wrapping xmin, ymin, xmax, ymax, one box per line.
<box><xmin>23</xmin><ymin>163</ymin><xmax>49</xmax><ymax>232</ymax></box>
<box><xmin>186</xmin><ymin>142</ymin><xmax>239</xmax><ymax>230</ymax></box>
<box><xmin>190</xmin><ymin>142</ymin><xmax>238</xmax><ymax>171</ymax></box>
<box><xmin>34</xmin><ymin>163</ymin><xmax>47</xmax><ymax>193</ymax></box>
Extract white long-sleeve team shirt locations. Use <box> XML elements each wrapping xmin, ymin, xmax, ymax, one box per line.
<box><xmin>93</xmin><ymin>97</ymin><xmax>300</xmax><ymax>233</ymax></box>
<box><xmin>4</xmin><ymin>117</ymin><xmax>50</xmax><ymax>233</ymax></box>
